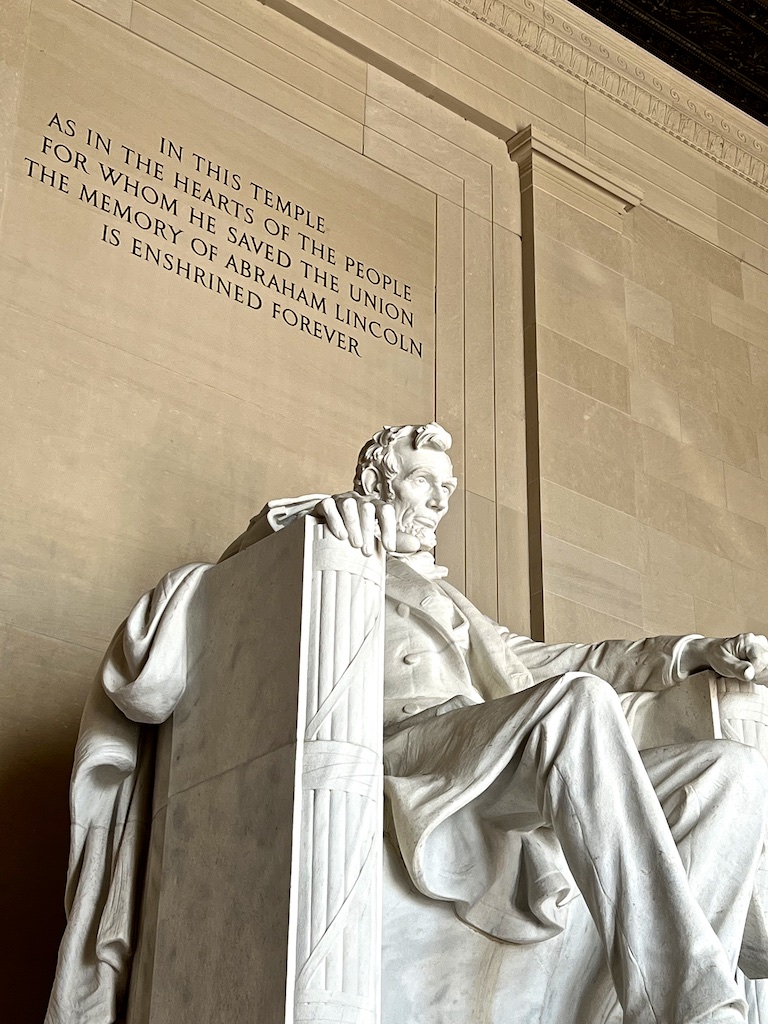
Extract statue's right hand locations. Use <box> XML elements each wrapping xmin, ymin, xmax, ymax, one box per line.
<box><xmin>312</xmin><ymin>493</ymin><xmax>397</xmax><ymax>556</ymax></box>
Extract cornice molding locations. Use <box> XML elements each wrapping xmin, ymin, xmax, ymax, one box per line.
<box><xmin>448</xmin><ymin>0</ymin><xmax>768</xmax><ymax>192</ymax></box>
<box><xmin>508</xmin><ymin>125</ymin><xmax>644</xmax><ymax>213</ymax></box>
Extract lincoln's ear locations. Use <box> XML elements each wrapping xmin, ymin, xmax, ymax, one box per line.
<box><xmin>360</xmin><ymin>466</ymin><xmax>382</xmax><ymax>498</ymax></box>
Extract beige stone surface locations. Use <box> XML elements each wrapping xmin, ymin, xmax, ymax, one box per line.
<box><xmin>541</xmin><ymin>533</ymin><xmax>643</xmax><ymax>625</ymax></box>
<box><xmin>434</xmin><ymin>200</ymin><xmax>465</xmax><ymax>422</ymax></box>
<box><xmin>686</xmin><ymin>492</ymin><xmax>768</xmax><ymax>572</ymax></box>
<box><xmin>434</xmin><ymin>196</ymin><xmax>466</xmax><ymax>588</ymax></box>
<box><xmin>367</xmin><ymin>65</ymin><xmax>497</xmax><ymax>162</ymax></box>
<box><xmin>0</xmin><ymin>0</ymin><xmax>32</xmax><ymax>217</ymax></box>
<box><xmin>717</xmin><ymin>367</ymin><xmax>768</xmax><ymax>434</ymax></box>
<box><xmin>534</xmin><ymin>190</ymin><xmax>624</xmax><ymax>274</ymax></box>
<box><xmin>531</xmin><ymin>157</ymin><xmax>629</xmax><ymax>231</ymax></box>
<box><xmin>624</xmin><ymin>280</ymin><xmax>674</xmax><ymax>344</ymax></box>
<box><xmin>694</xmin><ymin>596</ymin><xmax>751</xmax><ymax>640</ymax></box>
<box><xmin>463</xmin><ymin>210</ymin><xmax>496</xmax><ymax>500</ymax></box>
<box><xmin>492</xmin><ymin>159</ymin><xmax>522</xmax><ymax>235</ymax></box>
<box><xmin>725</xmin><ymin>464</ymin><xmax>768</xmax><ymax>528</ymax></box>
<box><xmin>540</xmin><ymin>425</ymin><xmax>637</xmax><ymax>517</ymax></box>
<box><xmin>465</xmin><ymin>489</ymin><xmax>498</xmax><ymax>621</ymax></box>
<box><xmin>543</xmin><ymin>591</ymin><xmax>643</xmax><ymax>644</ymax></box>
<box><xmin>626</xmin><ymin>246</ymin><xmax>711</xmax><ymax>320</ymax></box>
<box><xmin>140</xmin><ymin>0</ymin><xmax>366</xmax><ymax>121</ymax></box>
<box><xmin>492</xmin><ymin>225</ymin><xmax>527</xmax><ymax>514</ymax></box>
<box><xmin>641</xmin><ymin>578</ymin><xmax>697</xmax><ymax>637</ymax></box>
<box><xmin>130</xmin><ymin>4</ymin><xmax>364</xmax><ymax>151</ymax></box>
<box><xmin>540</xmin><ymin>479</ymin><xmax>641</xmax><ymax>572</ymax></box>
<box><xmin>709</xmin><ymin>283</ymin><xmax>768</xmax><ymax>351</ymax></box>
<box><xmin>537</xmin><ymin>233</ymin><xmax>626</xmax><ymax>318</ymax></box>
<box><xmin>742</xmin><ymin>262</ymin><xmax>768</xmax><ymax>314</ymax></box>
<box><xmin>363</xmin><ymin>125</ymin><xmax>464</xmax><ymax>203</ymax></box>
<box><xmin>538</xmin><ymin>326</ymin><xmax>629</xmax><ymax>413</ymax></box>
<box><xmin>430</xmin><ymin>57</ymin><xmax>584</xmax><ymax>151</ymax></box>
<box><xmin>718</xmin><ymin>223</ymin><xmax>768</xmax><ymax>276</ymax></box>
<box><xmin>634</xmin><ymin>471</ymin><xmax>689</xmax><ymax>545</ymax></box>
<box><xmin>585</xmin><ymin>120</ymin><xmax>720</xmax><ymax>245</ymax></box>
<box><xmin>732</xmin><ymin>564</ymin><xmax>768</xmax><ymax>634</ymax></box>
<box><xmin>0</xmin><ymin>622</ymin><xmax>101</xmax><ymax>739</ymax></box>
<box><xmin>636</xmin><ymin>328</ymin><xmax>718</xmax><ymax>410</ymax></box>
<box><xmin>539</xmin><ymin>375</ymin><xmax>635</xmax><ymax>464</ymax></box>
<box><xmin>673</xmin><ymin>308</ymin><xmax>751</xmax><ymax>379</ymax></box>
<box><xmin>535</xmin><ymin>255</ymin><xmax>629</xmax><ymax>367</ymax></box>
<box><xmin>266</xmin><ymin>0</ymin><xmax>441</xmax><ymax>83</ymax></box>
<box><xmin>200</xmin><ymin>0</ymin><xmax>368</xmax><ymax>91</ymax></box>
<box><xmin>365</xmin><ymin>96</ymin><xmax>492</xmax><ymax>219</ymax></box>
<box><xmin>73</xmin><ymin>0</ymin><xmax>130</xmax><ymax>26</ymax></box>
<box><xmin>750</xmin><ymin>345</ymin><xmax>768</xmax><ymax>387</ymax></box>
<box><xmin>640</xmin><ymin>526</ymin><xmax>736</xmax><ymax>610</ymax></box>
<box><xmin>625</xmin><ymin>206</ymin><xmax>743</xmax><ymax>293</ymax></box>
<box><xmin>641</xmin><ymin>426</ymin><xmax>726</xmax><ymax>508</ymax></box>
<box><xmin>629</xmin><ymin>374</ymin><xmax>681</xmax><ymax>440</ymax></box>
<box><xmin>497</xmin><ymin>502</ymin><xmax>531</xmax><ymax>635</ymax></box>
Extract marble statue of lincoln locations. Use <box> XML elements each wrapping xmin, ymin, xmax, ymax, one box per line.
<box><xmin>47</xmin><ymin>421</ymin><xmax>768</xmax><ymax>1024</ymax></box>
<box><xmin>228</xmin><ymin>421</ymin><xmax>768</xmax><ymax>1024</ymax></box>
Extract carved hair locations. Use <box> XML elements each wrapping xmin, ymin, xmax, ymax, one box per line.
<box><xmin>353</xmin><ymin>423</ymin><xmax>453</xmax><ymax>499</ymax></box>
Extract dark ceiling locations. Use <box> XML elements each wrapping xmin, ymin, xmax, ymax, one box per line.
<box><xmin>565</xmin><ymin>0</ymin><xmax>768</xmax><ymax>128</ymax></box>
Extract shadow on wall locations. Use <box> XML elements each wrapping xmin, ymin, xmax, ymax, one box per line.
<box><xmin>1</xmin><ymin>728</ymin><xmax>74</xmax><ymax>1024</ymax></box>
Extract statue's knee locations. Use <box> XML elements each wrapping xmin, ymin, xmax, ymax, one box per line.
<box><xmin>559</xmin><ymin>672</ymin><xmax>622</xmax><ymax>716</ymax></box>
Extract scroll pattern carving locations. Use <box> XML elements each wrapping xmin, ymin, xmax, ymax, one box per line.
<box><xmin>448</xmin><ymin>0</ymin><xmax>768</xmax><ymax>191</ymax></box>
<box><xmin>294</xmin><ymin>523</ymin><xmax>385</xmax><ymax>1024</ymax></box>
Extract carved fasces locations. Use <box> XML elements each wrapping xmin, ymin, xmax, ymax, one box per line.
<box><xmin>293</xmin><ymin>521</ymin><xmax>386</xmax><ymax>1024</ymax></box>
<box><xmin>717</xmin><ymin>676</ymin><xmax>768</xmax><ymax>757</ymax></box>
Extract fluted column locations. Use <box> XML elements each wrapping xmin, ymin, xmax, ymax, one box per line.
<box><xmin>292</xmin><ymin>519</ymin><xmax>386</xmax><ymax>1024</ymax></box>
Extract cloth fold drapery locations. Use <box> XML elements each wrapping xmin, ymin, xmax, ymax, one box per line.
<box><xmin>45</xmin><ymin>563</ymin><xmax>208</xmax><ymax>1024</ymax></box>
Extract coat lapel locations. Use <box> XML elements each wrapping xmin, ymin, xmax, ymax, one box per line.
<box><xmin>385</xmin><ymin>557</ymin><xmax>462</xmax><ymax>653</ymax></box>
<box><xmin>438</xmin><ymin>580</ymin><xmax>534</xmax><ymax>698</ymax></box>
<box><xmin>385</xmin><ymin>557</ymin><xmax>533</xmax><ymax>697</ymax></box>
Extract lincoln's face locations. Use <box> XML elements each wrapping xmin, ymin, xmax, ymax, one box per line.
<box><xmin>389</xmin><ymin>445</ymin><xmax>457</xmax><ymax>552</ymax></box>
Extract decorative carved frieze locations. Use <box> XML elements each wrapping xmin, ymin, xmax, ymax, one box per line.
<box><xmin>448</xmin><ymin>0</ymin><xmax>768</xmax><ymax>192</ymax></box>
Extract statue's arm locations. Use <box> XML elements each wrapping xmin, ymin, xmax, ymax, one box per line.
<box><xmin>501</xmin><ymin>630</ymin><xmax>768</xmax><ymax>692</ymax></box>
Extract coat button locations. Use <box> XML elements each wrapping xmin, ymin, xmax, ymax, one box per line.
<box><xmin>403</xmin><ymin>653</ymin><xmax>420</xmax><ymax>666</ymax></box>
<box><xmin>396</xmin><ymin>603</ymin><xmax>410</xmax><ymax>617</ymax></box>
<box><xmin>403</xmin><ymin>703</ymin><xmax>421</xmax><ymax>714</ymax></box>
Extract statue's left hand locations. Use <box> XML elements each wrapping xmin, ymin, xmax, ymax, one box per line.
<box><xmin>684</xmin><ymin>633</ymin><xmax>768</xmax><ymax>684</ymax></box>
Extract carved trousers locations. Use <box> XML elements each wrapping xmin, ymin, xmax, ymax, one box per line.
<box><xmin>483</xmin><ymin>672</ymin><xmax>768</xmax><ymax>1024</ymax></box>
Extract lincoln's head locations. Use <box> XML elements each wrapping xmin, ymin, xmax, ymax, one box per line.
<box><xmin>353</xmin><ymin>423</ymin><xmax>457</xmax><ymax>552</ymax></box>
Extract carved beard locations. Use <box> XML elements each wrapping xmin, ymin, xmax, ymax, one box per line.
<box><xmin>398</xmin><ymin>516</ymin><xmax>438</xmax><ymax>550</ymax></box>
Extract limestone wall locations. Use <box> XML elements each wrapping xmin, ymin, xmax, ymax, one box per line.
<box><xmin>1</xmin><ymin>0</ymin><xmax>766</xmax><ymax>1018</ymax></box>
